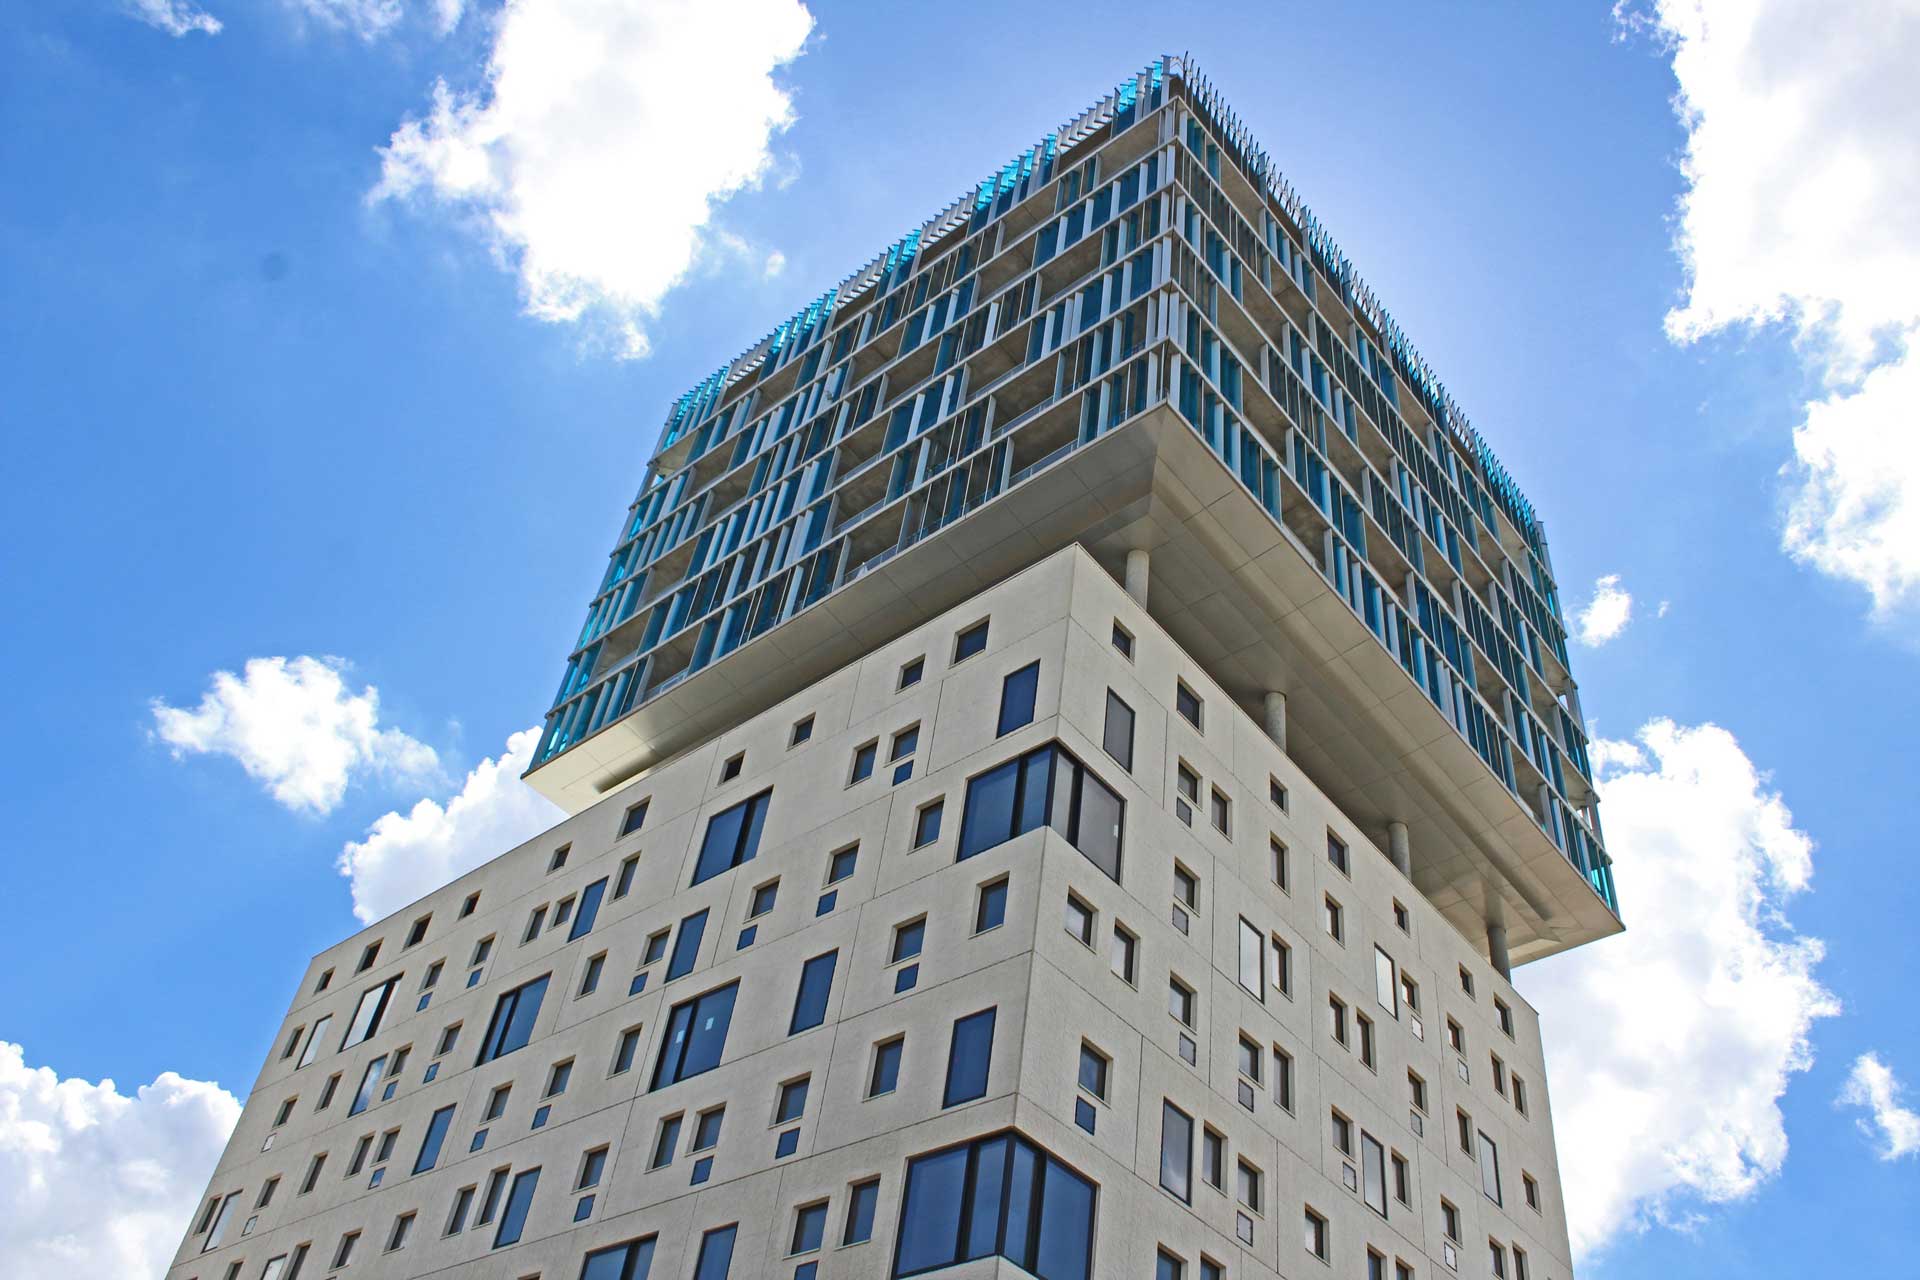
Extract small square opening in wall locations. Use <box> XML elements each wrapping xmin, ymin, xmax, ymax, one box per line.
<box><xmin>719</xmin><ymin>752</ymin><xmax>743</xmax><ymax>784</ymax></box>
<box><xmin>620</xmin><ymin>799</ymin><xmax>649</xmax><ymax>837</ymax></box>
<box><xmin>898</xmin><ymin>656</ymin><xmax>925</xmax><ymax>690</ymax></box>
<box><xmin>790</xmin><ymin>715</ymin><xmax>814</xmax><ymax>747</ymax></box>
<box><xmin>953</xmin><ymin>619</ymin><xmax>989</xmax><ymax>663</ymax></box>
<box><xmin>548</xmin><ymin>845</ymin><xmax>570</xmax><ymax>873</ymax></box>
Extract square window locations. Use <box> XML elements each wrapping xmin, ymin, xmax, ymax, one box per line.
<box><xmin>405</xmin><ymin>914</ymin><xmax>431</xmax><ymax>948</ymax></box>
<box><xmin>827</xmin><ymin>845</ymin><xmax>859</xmax><ymax>885</ymax></box>
<box><xmin>628</xmin><ymin>971</ymin><xmax>650</xmax><ymax>996</ymax></box>
<box><xmin>1075</xmin><ymin>1097</ymin><xmax>1097</xmax><ymax>1133</ymax></box>
<box><xmin>1111</xmin><ymin>621</ymin><xmax>1134</xmax><ymax>659</ymax></box>
<box><xmin>790</xmin><ymin>715</ymin><xmax>814</xmax><ymax>747</ymax></box>
<box><xmin>953</xmin><ymin>620</ymin><xmax>989</xmax><ymax>662</ymax></box>
<box><xmin>776</xmin><ymin>1076</ymin><xmax>809</xmax><ymax>1124</ymax></box>
<box><xmin>719</xmin><ymin>752</ymin><xmax>744</xmax><ymax>783</ymax></box>
<box><xmin>548</xmin><ymin>846</ymin><xmax>569</xmax><ymax>873</ymax></box>
<box><xmin>1175</xmin><ymin>680</ymin><xmax>1203</xmax><ymax>728</ymax></box>
<box><xmin>894</xmin><ymin>964</ymin><xmax>918</xmax><ymax>993</ymax></box>
<box><xmin>621</xmin><ymin>799</ymin><xmax>649</xmax><ymax>837</ymax></box>
<box><xmin>736</xmin><ymin>925</ymin><xmax>757</xmax><ymax>950</ymax></box>
<box><xmin>815</xmin><ymin>890</ymin><xmax>837</xmax><ymax>916</ymax></box>
<box><xmin>898</xmin><ymin>656</ymin><xmax>924</xmax><ymax>690</ymax></box>
<box><xmin>459</xmin><ymin>892</ymin><xmax>480</xmax><ymax>918</ymax></box>
<box><xmin>913</xmin><ymin>799</ymin><xmax>944</xmax><ymax>847</ymax></box>
<box><xmin>749</xmin><ymin>880</ymin><xmax>779</xmax><ymax>918</ymax></box>
<box><xmin>891</xmin><ymin>918</ymin><xmax>925</xmax><ymax>963</ymax></box>
<box><xmin>775</xmin><ymin>1127</ymin><xmax>800</xmax><ymax>1159</ymax></box>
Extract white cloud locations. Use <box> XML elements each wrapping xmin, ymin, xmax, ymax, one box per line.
<box><xmin>431</xmin><ymin>0</ymin><xmax>463</xmax><ymax>35</ymax></box>
<box><xmin>338</xmin><ymin>726</ymin><xmax>561</xmax><ymax>923</ymax></box>
<box><xmin>0</xmin><ymin>1041</ymin><xmax>239</xmax><ymax>1280</ymax></box>
<box><xmin>289</xmin><ymin>0</ymin><xmax>403</xmax><ymax>40</ymax></box>
<box><xmin>1574</xmin><ymin>573</ymin><xmax>1634</xmax><ymax>646</ymax></box>
<box><xmin>370</xmin><ymin>0</ymin><xmax>815</xmax><ymax>357</ymax></box>
<box><xmin>1522</xmin><ymin>718</ymin><xmax>1838</xmax><ymax>1259</ymax></box>
<box><xmin>763</xmin><ymin>249</ymin><xmax>787</xmax><ymax>279</ymax></box>
<box><xmin>151</xmin><ymin>655</ymin><xmax>440</xmax><ymax>815</ymax></box>
<box><xmin>128</xmin><ymin>0</ymin><xmax>221</xmax><ymax>36</ymax></box>
<box><xmin>1839</xmin><ymin>1052</ymin><xmax>1920</xmax><ymax>1160</ymax></box>
<box><xmin>1636</xmin><ymin>0</ymin><xmax>1920</xmax><ymax>617</ymax></box>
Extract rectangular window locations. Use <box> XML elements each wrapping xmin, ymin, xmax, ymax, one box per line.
<box><xmin>650</xmin><ymin>1114</ymin><xmax>681</xmax><ymax>1168</ymax></box>
<box><xmin>1102</xmin><ymin>691</ymin><xmax>1135</xmax><ymax>769</ymax></box>
<box><xmin>870</xmin><ymin>1036</ymin><xmax>904</xmax><ymax>1096</ymax></box>
<box><xmin>791</xmin><ymin>1201</ymin><xmax>827</xmax><ymax>1256</ymax></box>
<box><xmin>998</xmin><ymin>661</ymin><xmax>1040</xmax><ymax>735</ymax></box>
<box><xmin>1269</xmin><ymin>776</ymin><xmax>1289</xmax><ymax>810</ymax></box>
<box><xmin>1237</xmin><ymin>918</ymin><xmax>1264</xmax><ymax>1000</ymax></box>
<box><xmin>1393</xmin><ymin>1151</ymin><xmax>1412</xmax><ymax>1205</ymax></box>
<box><xmin>1169</xmin><ymin>977</ymin><xmax>1196</xmax><ymax>1027</ymax></box>
<box><xmin>942</xmin><ymin>1008</ymin><xmax>996</xmax><ymax>1107</ymax></box>
<box><xmin>332</xmin><ymin>1231</ymin><xmax>359</xmax><ymax>1269</ymax></box>
<box><xmin>1078</xmin><ymin>1042</ymin><xmax>1109</xmax><ymax>1099</ymax></box>
<box><xmin>790</xmin><ymin>951</ymin><xmax>839</xmax><ymax>1034</ymax></box>
<box><xmin>579</xmin><ymin>952</ymin><xmax>605</xmax><ymax>996</ymax></box>
<box><xmin>621</xmin><ymin>799</ymin><xmax>649</xmax><ymax>836</ymax></box>
<box><xmin>522</xmin><ymin>905</ymin><xmax>547</xmax><ymax>944</ymax></box>
<box><xmin>297</xmin><ymin>1014</ymin><xmax>332</xmax><ymax>1067</ymax></box>
<box><xmin>475</xmin><ymin>974</ymin><xmax>550</xmax><ymax>1065</ymax></box>
<box><xmin>1359</xmin><ymin>1011</ymin><xmax>1377</xmax><ymax>1068</ymax></box>
<box><xmin>1111</xmin><ymin>620</ymin><xmax>1134</xmax><ymax>658</ymax></box>
<box><xmin>974</xmin><ymin>877</ymin><xmax>1008</xmax><ymax>933</ymax></box>
<box><xmin>1375</xmin><ymin>947</ymin><xmax>1399</xmax><ymax>1017</ymax></box>
<box><xmin>1495</xmin><ymin>998</ymin><xmax>1515</xmax><ymax>1037</ymax></box>
<box><xmin>444</xmin><ymin>1185</ymin><xmax>475</xmax><ymax>1235</ymax></box>
<box><xmin>1324</xmin><ymin>894</ymin><xmax>1344</xmax><ymax>943</ymax></box>
<box><xmin>1327</xmin><ymin>830</ymin><xmax>1349</xmax><ymax>875</ymax></box>
<box><xmin>1362</xmin><ymin>1133</ymin><xmax>1387</xmax><ymax>1216</ymax></box>
<box><xmin>1210</xmin><ymin>788</ymin><xmax>1230</xmax><ymax>835</ymax></box>
<box><xmin>749</xmin><ymin>880</ymin><xmax>779</xmax><ymax>918</ymax></box>
<box><xmin>719</xmin><ymin>751</ymin><xmax>743</xmax><ymax>783</ymax></box>
<box><xmin>300</xmin><ymin>1153</ymin><xmax>326</xmax><ymax>1194</ymax></box>
<box><xmin>568</xmin><ymin>877</ymin><xmax>608</xmax><ymax>941</ymax></box>
<box><xmin>386</xmin><ymin>1211</ymin><xmax>415</xmax><ymax>1252</ymax></box>
<box><xmin>611</xmin><ymin>1025</ymin><xmax>643</xmax><ymax>1075</ymax></box>
<box><xmin>1273</xmin><ymin>1045</ymin><xmax>1295</xmax><ymax>1111</ymax></box>
<box><xmin>667</xmin><ymin>909</ymin><xmax>708</xmax><ymax>981</ymax></box>
<box><xmin>892</xmin><ymin>1130</ymin><xmax>1097</xmax><ymax>1278</ymax></box>
<box><xmin>953</xmin><ymin>619</ymin><xmax>989</xmax><ymax>662</ymax></box>
<box><xmin>1271</xmin><ymin>933</ymin><xmax>1293</xmax><ymax>996</ymax></box>
<box><xmin>691</xmin><ymin>1106</ymin><xmax>724</xmax><ymax>1152</ymax></box>
<box><xmin>1175</xmin><ymin>681</ymin><xmax>1203</xmax><ymax>728</ymax></box>
<box><xmin>1237</xmin><ymin>1159</ymin><xmax>1263</xmax><ymax>1213</ymax></box>
<box><xmin>850</xmin><ymin>741</ymin><xmax>878</xmax><ymax>783</ymax></box>
<box><xmin>776</xmin><ymin>1076</ymin><xmax>809</xmax><ymax>1124</ymax></box>
<box><xmin>1111</xmin><ymin>923</ymin><xmax>1137</xmax><ymax>983</ymax></box>
<box><xmin>1329</xmin><ymin>995</ymin><xmax>1349</xmax><ymax>1046</ymax></box>
<box><xmin>899</xmin><ymin>656</ymin><xmax>925</xmax><ymax>690</ymax></box>
<box><xmin>1201</xmin><ymin>1126</ymin><xmax>1225</xmax><ymax>1188</ymax></box>
<box><xmin>1478</xmin><ymin>1131</ymin><xmax>1503</xmax><ymax>1205</ymax></box>
<box><xmin>348</xmin><ymin>1055</ymin><xmax>387</xmax><ymax>1116</ymax></box>
<box><xmin>1158</xmin><ymin>1249</ymin><xmax>1184</xmax><ymax>1280</ymax></box>
<box><xmin>1270</xmin><ymin>836</ymin><xmax>1290</xmax><ymax>891</ymax></box>
<box><xmin>914</xmin><ymin>800</ymin><xmax>944</xmax><ymax>847</ymax></box>
<box><xmin>1304</xmin><ymin>1208</ymin><xmax>1328</xmax><ymax>1260</ymax></box>
<box><xmin>790</xmin><ymin>715</ymin><xmax>815</xmax><ymax>747</ymax></box>
<box><xmin>341</xmin><ymin>979</ymin><xmax>398</xmax><ymax>1049</ymax></box>
<box><xmin>845</xmin><ymin>1178</ymin><xmax>880</xmax><ymax>1245</ymax></box>
<box><xmin>1160</xmin><ymin>1101</ymin><xmax>1193</xmax><ymax>1202</ymax></box>
<box><xmin>693</xmin><ymin>1224</ymin><xmax>736</xmax><ymax>1280</ymax></box>
<box><xmin>691</xmin><ymin>790</ymin><xmax>772</xmax><ymax>885</ymax></box>
<box><xmin>957</xmin><ymin>741</ymin><xmax>1124</xmax><ymax>881</ymax></box>
<box><xmin>412</xmin><ymin>1105</ymin><xmax>455</xmax><ymax>1175</ymax></box>
<box><xmin>651</xmin><ymin>981</ymin><xmax>739</xmax><ymax>1090</ymax></box>
<box><xmin>492</xmin><ymin>1168</ymin><xmax>541</xmax><ymax>1248</ymax></box>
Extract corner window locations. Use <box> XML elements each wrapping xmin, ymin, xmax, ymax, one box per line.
<box><xmin>893</xmin><ymin>1132</ymin><xmax>1093</xmax><ymax>1279</ymax></box>
<box><xmin>957</xmin><ymin>740</ymin><xmax>1123</xmax><ymax>879</ymax></box>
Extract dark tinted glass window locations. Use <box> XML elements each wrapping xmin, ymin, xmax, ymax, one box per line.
<box><xmin>789</xmin><ymin>951</ymin><xmax>839</xmax><ymax>1034</ymax></box>
<box><xmin>975</xmin><ymin>879</ymin><xmax>1008</xmax><ymax>932</ymax></box>
<box><xmin>892</xmin><ymin>1131</ymin><xmax>1096</xmax><ymax>1280</ymax></box>
<box><xmin>943</xmin><ymin>1008</ymin><xmax>996</xmax><ymax>1107</ymax></box>
<box><xmin>1102</xmin><ymin>691</ymin><xmax>1134</xmax><ymax>769</ymax></box>
<box><xmin>579</xmin><ymin>1236</ymin><xmax>655</xmax><ymax>1280</ymax></box>
<box><xmin>492</xmin><ymin>1168</ymin><xmax>540</xmax><ymax>1247</ymax></box>
<box><xmin>475</xmin><ymin>975</ymin><xmax>550</xmax><ymax>1064</ymax></box>
<box><xmin>954</xmin><ymin>621</ymin><xmax>989</xmax><ymax>662</ymax></box>
<box><xmin>892</xmin><ymin>919</ymin><xmax>925</xmax><ymax>962</ymax></box>
<box><xmin>850</xmin><ymin>742</ymin><xmax>877</xmax><ymax>782</ymax></box>
<box><xmin>568</xmin><ymin>878</ymin><xmax>608</xmax><ymax>941</ymax></box>
<box><xmin>411</xmin><ymin>1105</ymin><xmax>455</xmax><ymax>1174</ymax></box>
<box><xmin>666</xmin><ymin>910</ymin><xmax>708</xmax><ymax>981</ymax></box>
<box><xmin>870</xmin><ymin>1038</ymin><xmax>904</xmax><ymax>1095</ymax></box>
<box><xmin>792</xmin><ymin>1202</ymin><xmax>827</xmax><ymax>1254</ymax></box>
<box><xmin>844</xmin><ymin>1178</ymin><xmax>880</xmax><ymax>1245</ymax></box>
<box><xmin>1160</xmin><ymin>1101</ymin><xmax>1193</xmax><ymax>1202</ymax></box>
<box><xmin>651</xmin><ymin>982</ymin><xmax>739</xmax><ymax>1090</ymax></box>
<box><xmin>691</xmin><ymin>790</ymin><xmax>772</xmax><ymax>886</ymax></box>
<box><xmin>957</xmin><ymin>742</ymin><xmax>1122</xmax><ymax>880</ymax></box>
<box><xmin>997</xmin><ymin>662</ymin><xmax>1039</xmax><ymax>736</ymax></box>
<box><xmin>692</xmin><ymin>1224</ymin><xmax>736</xmax><ymax>1280</ymax></box>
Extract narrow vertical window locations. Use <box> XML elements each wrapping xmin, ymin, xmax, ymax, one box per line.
<box><xmin>997</xmin><ymin>661</ymin><xmax>1040</xmax><ymax>735</ymax></box>
<box><xmin>941</xmin><ymin>1008</ymin><xmax>996</xmax><ymax>1106</ymax></box>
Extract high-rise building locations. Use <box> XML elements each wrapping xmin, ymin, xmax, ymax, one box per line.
<box><xmin>173</xmin><ymin>56</ymin><xmax>1618</xmax><ymax>1280</ymax></box>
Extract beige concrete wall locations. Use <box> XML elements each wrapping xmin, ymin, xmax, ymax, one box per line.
<box><xmin>170</xmin><ymin>546</ymin><xmax>1573</xmax><ymax>1280</ymax></box>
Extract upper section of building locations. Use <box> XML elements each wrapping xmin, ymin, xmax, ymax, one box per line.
<box><xmin>525</xmin><ymin>57</ymin><xmax>1618</xmax><ymax>963</ymax></box>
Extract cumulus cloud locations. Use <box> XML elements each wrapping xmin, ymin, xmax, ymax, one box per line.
<box><xmin>128</xmin><ymin>0</ymin><xmax>221</xmax><ymax>36</ymax></box>
<box><xmin>1634</xmin><ymin>0</ymin><xmax>1920</xmax><ymax>617</ymax></box>
<box><xmin>0</xmin><ymin>1042</ymin><xmax>239</xmax><ymax>1280</ymax></box>
<box><xmin>370</xmin><ymin>0</ymin><xmax>815</xmax><ymax>356</ymax></box>
<box><xmin>1839</xmin><ymin>1052</ymin><xmax>1920</xmax><ymax>1160</ymax></box>
<box><xmin>151</xmin><ymin>655</ymin><xmax>440</xmax><ymax>815</ymax></box>
<box><xmin>338</xmin><ymin>726</ymin><xmax>561</xmax><ymax>923</ymax></box>
<box><xmin>1522</xmin><ymin>718</ymin><xmax>1838</xmax><ymax>1259</ymax></box>
<box><xmin>1574</xmin><ymin>573</ymin><xmax>1634</xmax><ymax>646</ymax></box>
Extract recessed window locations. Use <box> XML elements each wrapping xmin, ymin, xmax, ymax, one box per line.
<box><xmin>1304</xmin><ymin>1207</ymin><xmax>1329</xmax><ymax>1260</ymax></box>
<box><xmin>1101</xmin><ymin>690</ymin><xmax>1135</xmax><ymax>770</ymax></box>
<box><xmin>475</xmin><ymin>973</ymin><xmax>549</xmax><ymax>1065</ymax></box>
<box><xmin>691</xmin><ymin>1106</ymin><xmax>724</xmax><ymax>1153</ymax></box>
<box><xmin>1523</xmin><ymin>1172</ymin><xmax>1541</xmax><ymax>1211</ymax></box>
<box><xmin>941</xmin><ymin>1007</ymin><xmax>996</xmax><ymax>1106</ymax></box>
<box><xmin>522</xmin><ymin>905</ymin><xmax>548</xmax><ymax>944</ymax></box>
<box><xmin>1495</xmin><ymin>997</ymin><xmax>1515</xmax><ymax>1037</ymax></box>
<box><xmin>1160</xmin><ymin>1100</ymin><xmax>1194</xmax><ymax>1202</ymax></box>
<box><xmin>849</xmin><ymin>740</ymin><xmax>877</xmax><ymax>784</ymax></box>
<box><xmin>1393</xmin><ymin>900</ymin><xmax>1410</xmax><ymax>933</ymax></box>
<box><xmin>578</xmin><ymin>952</ymin><xmax>605</xmax><ymax>997</ymax></box>
<box><xmin>1175</xmin><ymin>762</ymin><xmax>1199</xmax><ymax>825</ymax></box>
<box><xmin>1175</xmin><ymin>680</ymin><xmax>1203</xmax><ymax>728</ymax></box>
<box><xmin>1326</xmin><ymin>830</ymin><xmax>1349</xmax><ymax>875</ymax></box>
<box><xmin>1269</xmin><ymin>776</ymin><xmax>1288</xmax><ymax>810</ymax></box>
<box><xmin>1111</xmin><ymin>923</ymin><xmax>1138</xmax><ymax>984</ymax></box>
<box><xmin>1329</xmin><ymin>994</ymin><xmax>1349</xmax><ymax>1046</ymax></box>
<box><xmin>1238</xmin><ymin>1158</ymin><xmax>1263</xmax><ymax>1213</ymax></box>
<box><xmin>1169</xmin><ymin>976</ymin><xmax>1196</xmax><ymax>1027</ymax></box>
<box><xmin>1448</xmin><ymin>1018</ymin><xmax>1466</xmax><ymax>1054</ymax></box>
<box><xmin>1513</xmin><ymin>1074</ymin><xmax>1529</xmax><ymax>1116</ymax></box>
<box><xmin>974</xmin><ymin>876</ymin><xmax>1009</xmax><ymax>933</ymax></box>
<box><xmin>719</xmin><ymin>752</ymin><xmax>744</xmax><ymax>783</ymax></box>
<box><xmin>1359</xmin><ymin>1011</ymin><xmax>1377</xmax><ymax>1069</ymax></box>
<box><xmin>1210</xmin><ymin>787</ymin><xmax>1230</xmax><ymax>835</ymax></box>
<box><xmin>789</xmin><ymin>951</ymin><xmax>839</xmax><ymax>1034</ymax></box>
<box><xmin>997</xmin><ymin>661</ymin><xmax>1040</xmax><ymax>736</ymax></box>
<box><xmin>621</xmin><ymin>798</ymin><xmax>649</xmax><ymax>837</ymax></box>
<box><xmin>545</xmin><ymin>1058</ymin><xmax>574</xmax><ymax>1098</ymax></box>
<box><xmin>1331</xmin><ymin>1108</ymin><xmax>1354</xmax><ymax>1155</ymax></box>
<box><xmin>548</xmin><ymin>845</ymin><xmax>570</xmax><ymax>873</ymax></box>
<box><xmin>891</xmin><ymin>918</ymin><xmax>925</xmax><ymax>964</ymax></box>
<box><xmin>1173</xmin><ymin>862</ymin><xmax>1199</xmax><ymax>909</ymax></box>
<box><xmin>553</xmin><ymin>895</ymin><xmax>576</xmax><ymax>929</ymax></box>
<box><xmin>614</xmin><ymin>853</ymin><xmax>640</xmax><ymax>899</ymax></box>
<box><xmin>690</xmin><ymin>789</ymin><xmax>772</xmax><ymax>886</ymax></box>
<box><xmin>1078</xmin><ymin>1042</ymin><xmax>1109</xmax><ymax>1099</ymax></box>
<box><xmin>650</xmin><ymin>981</ymin><xmax>738</xmax><ymax>1091</ymax></box>
<box><xmin>827</xmin><ymin>844</ymin><xmax>859</xmax><ymax>885</ymax></box>
<box><xmin>1158</xmin><ymin>1249</ymin><xmax>1184</xmax><ymax>1280</ymax></box>
<box><xmin>1409</xmin><ymin>1069</ymin><xmax>1429</xmax><ymax>1113</ymax></box>
<box><xmin>332</xmin><ymin>1230</ymin><xmax>360</xmax><ymax>1270</ymax></box>
<box><xmin>869</xmin><ymin>1035</ymin><xmax>904</xmax><ymax>1096</ymax></box>
<box><xmin>1270</xmin><ymin>835</ymin><xmax>1290</xmax><ymax>891</ymax></box>
<box><xmin>1441</xmin><ymin>1197</ymin><xmax>1462</xmax><ymax>1241</ymax></box>
<box><xmin>749</xmin><ymin>880</ymin><xmax>779</xmax><ymax>918</ymax></box>
<box><xmin>790</xmin><ymin>1200</ymin><xmax>828</xmax><ymax>1257</ymax></box>
<box><xmin>314</xmin><ymin>967</ymin><xmax>333</xmax><ymax>993</ymax></box>
<box><xmin>843</xmin><ymin>1178</ymin><xmax>880</xmax><ymax>1245</ymax></box>
<box><xmin>609</xmin><ymin>1024</ymin><xmax>643</xmax><ymax>1076</ymax></box>
<box><xmin>1064</xmin><ymin>892</ymin><xmax>1095</xmax><ymax>946</ymax></box>
<box><xmin>404</xmin><ymin>915</ymin><xmax>431</xmax><ymax>948</ymax></box>
<box><xmin>1273</xmin><ymin>1045</ymin><xmax>1295</xmax><ymax>1111</ymax></box>
<box><xmin>650</xmin><ymin>1114</ymin><xmax>681</xmax><ymax>1168</ymax></box>
<box><xmin>1111</xmin><ymin>621</ymin><xmax>1134</xmax><ymax>659</ymax></box>
<box><xmin>790</xmin><ymin>714</ymin><xmax>814</xmax><ymax>747</ymax></box>
<box><xmin>913</xmin><ymin>798</ymin><xmax>944</xmax><ymax>848</ymax></box>
<box><xmin>953</xmin><ymin>619</ymin><xmax>989</xmax><ymax>663</ymax></box>
<box><xmin>1459</xmin><ymin>965</ymin><xmax>1476</xmax><ymax>998</ymax></box>
<box><xmin>1201</xmin><ymin>1126</ymin><xmax>1225</xmax><ymax>1189</ymax></box>
<box><xmin>774</xmin><ymin>1075</ymin><xmax>810</xmax><ymax>1125</ymax></box>
<box><xmin>899</xmin><ymin>656</ymin><xmax>925</xmax><ymax>690</ymax></box>
<box><xmin>459</xmin><ymin>891</ymin><xmax>480</xmax><ymax>918</ymax></box>
<box><xmin>1324</xmin><ymin>894</ymin><xmax>1345</xmax><ymax>943</ymax></box>
<box><xmin>1393</xmin><ymin>1150</ymin><xmax>1412</xmax><ymax>1206</ymax></box>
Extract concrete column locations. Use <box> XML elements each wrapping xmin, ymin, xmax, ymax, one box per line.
<box><xmin>1124</xmin><ymin>548</ymin><xmax>1150</xmax><ymax>607</ymax></box>
<box><xmin>1262</xmin><ymin>690</ymin><xmax>1287</xmax><ymax>752</ymax></box>
<box><xmin>1487</xmin><ymin>923</ymin><xmax>1512</xmax><ymax>981</ymax></box>
<box><xmin>1386</xmin><ymin>820</ymin><xmax>1411</xmax><ymax>878</ymax></box>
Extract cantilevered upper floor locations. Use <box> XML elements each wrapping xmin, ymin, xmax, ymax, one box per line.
<box><xmin>524</xmin><ymin>57</ymin><xmax>1617</xmax><ymax>964</ymax></box>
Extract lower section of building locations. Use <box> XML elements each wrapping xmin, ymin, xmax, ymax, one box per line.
<box><xmin>171</xmin><ymin>547</ymin><xmax>1575</xmax><ymax>1280</ymax></box>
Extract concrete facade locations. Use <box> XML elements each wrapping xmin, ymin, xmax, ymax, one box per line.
<box><xmin>171</xmin><ymin>549</ymin><xmax>1575</xmax><ymax>1280</ymax></box>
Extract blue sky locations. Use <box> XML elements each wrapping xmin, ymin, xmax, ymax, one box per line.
<box><xmin>2</xmin><ymin>0</ymin><xmax>1917</xmax><ymax>1275</ymax></box>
